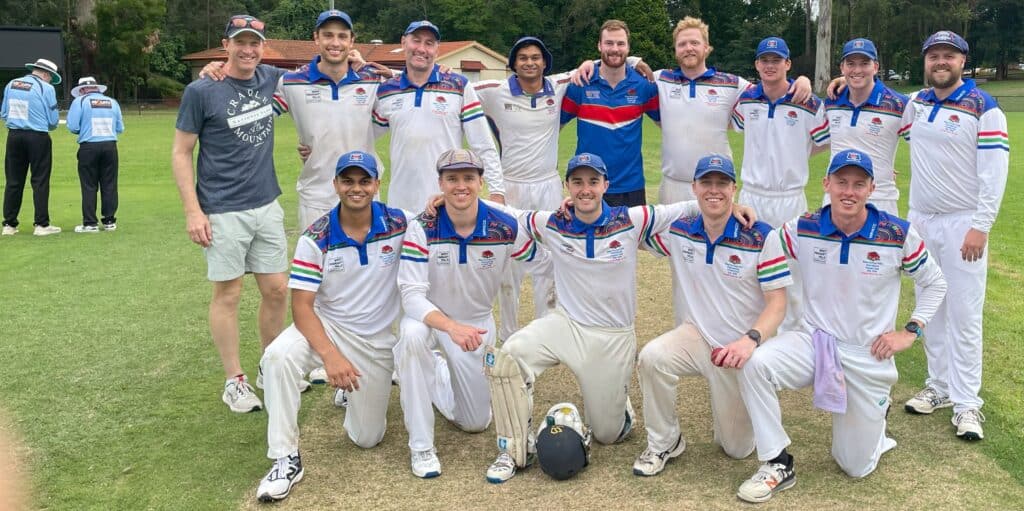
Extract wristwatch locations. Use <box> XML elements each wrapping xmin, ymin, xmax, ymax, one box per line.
<box><xmin>745</xmin><ymin>329</ymin><xmax>762</xmax><ymax>347</ymax></box>
<box><xmin>904</xmin><ymin>321</ymin><xmax>923</xmax><ymax>339</ymax></box>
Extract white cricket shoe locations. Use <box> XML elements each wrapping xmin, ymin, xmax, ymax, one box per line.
<box><xmin>2</xmin><ymin>225</ymin><xmax>18</xmax><ymax>235</ymax></box>
<box><xmin>486</xmin><ymin>452</ymin><xmax>517</xmax><ymax>484</ymax></box>
<box><xmin>33</xmin><ymin>225</ymin><xmax>61</xmax><ymax>236</ymax></box>
<box><xmin>411</xmin><ymin>449</ymin><xmax>441</xmax><ymax>478</ymax></box>
<box><xmin>102</xmin><ymin>222</ymin><xmax>117</xmax><ymax>231</ymax></box>
<box><xmin>953</xmin><ymin>409</ymin><xmax>985</xmax><ymax>441</ymax></box>
<box><xmin>309</xmin><ymin>367</ymin><xmax>328</xmax><ymax>384</ymax></box>
<box><xmin>633</xmin><ymin>435</ymin><xmax>686</xmax><ymax>476</ymax></box>
<box><xmin>737</xmin><ymin>461</ymin><xmax>796</xmax><ymax>503</ymax></box>
<box><xmin>905</xmin><ymin>386</ymin><xmax>952</xmax><ymax>414</ymax></box>
<box><xmin>222</xmin><ymin>375</ymin><xmax>262</xmax><ymax>413</ymax></box>
<box><xmin>74</xmin><ymin>225</ymin><xmax>100</xmax><ymax>233</ymax></box>
<box><xmin>333</xmin><ymin>388</ymin><xmax>349</xmax><ymax>408</ymax></box>
<box><xmin>256</xmin><ymin>451</ymin><xmax>304</xmax><ymax>502</ymax></box>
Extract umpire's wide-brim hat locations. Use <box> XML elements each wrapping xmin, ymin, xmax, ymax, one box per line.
<box><xmin>71</xmin><ymin>76</ymin><xmax>107</xmax><ymax>98</ymax></box>
<box><xmin>25</xmin><ymin>58</ymin><xmax>61</xmax><ymax>85</ymax></box>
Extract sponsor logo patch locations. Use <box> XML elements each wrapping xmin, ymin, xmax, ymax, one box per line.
<box><xmin>11</xmin><ymin>80</ymin><xmax>32</xmax><ymax>91</ymax></box>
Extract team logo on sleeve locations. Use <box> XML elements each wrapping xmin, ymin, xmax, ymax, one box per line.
<box><xmin>379</xmin><ymin>244</ymin><xmax>398</xmax><ymax>266</ymax></box>
<box><xmin>785</xmin><ymin>109</ymin><xmax>799</xmax><ymax>126</ymax></box>
<box><xmin>477</xmin><ymin>249</ymin><xmax>496</xmax><ymax>270</ymax></box>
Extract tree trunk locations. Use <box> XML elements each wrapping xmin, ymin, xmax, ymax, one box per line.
<box><xmin>804</xmin><ymin>0</ymin><xmax>813</xmax><ymax>57</ymax></box>
<box><xmin>814</xmin><ymin>0</ymin><xmax>833</xmax><ymax>94</ymax></box>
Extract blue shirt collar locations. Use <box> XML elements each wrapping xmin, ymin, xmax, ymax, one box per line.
<box><xmin>919</xmin><ymin>78</ymin><xmax>975</xmax><ymax>103</ymax></box>
<box><xmin>819</xmin><ymin>203</ymin><xmax>880</xmax><ymax>239</ymax></box>
<box><xmin>399</xmin><ymin>64</ymin><xmax>442</xmax><ymax>89</ymax></box>
<box><xmin>438</xmin><ymin>199</ymin><xmax>491</xmax><ymax>239</ymax></box>
<box><xmin>753</xmin><ymin>78</ymin><xmax>795</xmax><ymax>103</ymax></box>
<box><xmin>670</xmin><ymin>66</ymin><xmax>717</xmax><ymax>82</ymax></box>
<box><xmin>508</xmin><ymin>75</ymin><xmax>555</xmax><ymax>97</ymax></box>
<box><xmin>836</xmin><ymin>77</ymin><xmax>885</xmax><ymax>107</ymax></box>
<box><xmin>684</xmin><ymin>214</ymin><xmax>740</xmax><ymax>241</ymax></box>
<box><xmin>329</xmin><ymin>201</ymin><xmax>387</xmax><ymax>245</ymax></box>
<box><xmin>307</xmin><ymin>56</ymin><xmax>361</xmax><ymax>85</ymax></box>
<box><xmin>568</xmin><ymin>201</ymin><xmax>612</xmax><ymax>232</ymax></box>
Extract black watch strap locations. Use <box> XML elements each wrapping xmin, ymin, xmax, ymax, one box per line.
<box><xmin>745</xmin><ymin>329</ymin><xmax>762</xmax><ymax>346</ymax></box>
<box><xmin>904</xmin><ymin>321</ymin><xmax>923</xmax><ymax>339</ymax></box>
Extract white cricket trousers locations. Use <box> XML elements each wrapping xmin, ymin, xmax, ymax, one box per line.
<box><xmin>739</xmin><ymin>187</ymin><xmax>807</xmax><ymax>334</ymax></box>
<box><xmin>497</xmin><ymin>176</ymin><xmax>562</xmax><ymax>341</ymax></box>
<box><xmin>502</xmin><ymin>307</ymin><xmax>636</xmax><ymax>444</ymax></box>
<box><xmin>638</xmin><ymin>323</ymin><xmax>755</xmax><ymax>457</ymax></box>
<box><xmin>297</xmin><ymin>202</ymin><xmax>333</xmax><ymax>233</ymax></box>
<box><xmin>823</xmin><ymin>193</ymin><xmax>899</xmax><ymax>218</ymax></box>
<box><xmin>908</xmin><ymin>210</ymin><xmax>986</xmax><ymax>412</ymax></box>
<box><xmin>659</xmin><ymin>175</ymin><xmax>697</xmax><ymax>327</ymax></box>
<box><xmin>738</xmin><ymin>331</ymin><xmax>898</xmax><ymax>477</ymax></box>
<box><xmin>395</xmin><ymin>314</ymin><xmax>496</xmax><ymax>452</ymax></box>
<box><xmin>261</xmin><ymin>322</ymin><xmax>396</xmax><ymax>459</ymax></box>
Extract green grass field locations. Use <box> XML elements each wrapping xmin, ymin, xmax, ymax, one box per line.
<box><xmin>0</xmin><ymin>109</ymin><xmax>1020</xmax><ymax>510</ymax></box>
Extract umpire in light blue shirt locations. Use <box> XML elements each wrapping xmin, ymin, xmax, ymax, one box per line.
<box><xmin>67</xmin><ymin>76</ymin><xmax>125</xmax><ymax>232</ymax></box>
<box><xmin>1</xmin><ymin>58</ymin><xmax>61</xmax><ymax>236</ymax></box>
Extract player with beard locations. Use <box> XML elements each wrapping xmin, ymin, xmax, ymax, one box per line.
<box><xmin>899</xmin><ymin>31</ymin><xmax>1008</xmax><ymax>441</ymax></box>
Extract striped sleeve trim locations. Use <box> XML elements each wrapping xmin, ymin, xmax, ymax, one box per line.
<box><xmin>897</xmin><ymin>123</ymin><xmax>912</xmax><ymax>141</ymax></box>
<box><xmin>810</xmin><ymin>119</ymin><xmax>830</xmax><ymax>143</ymax></box>
<box><xmin>290</xmin><ymin>259</ymin><xmax>322</xmax><ymax>285</ymax></box>
<box><xmin>902</xmin><ymin>241</ymin><xmax>928</xmax><ymax>273</ymax></box>
<box><xmin>978</xmin><ymin>130</ymin><xmax>1009</xmax><ymax>151</ymax></box>
<box><xmin>731</xmin><ymin>110</ymin><xmax>745</xmax><ymax>129</ymax></box>
<box><xmin>779</xmin><ymin>226</ymin><xmax>797</xmax><ymax>259</ymax></box>
<box><xmin>511</xmin><ymin>238</ymin><xmax>536</xmax><ymax>262</ymax></box>
<box><xmin>371</xmin><ymin>110</ymin><xmax>389</xmax><ymax>127</ymax></box>
<box><xmin>461</xmin><ymin>101</ymin><xmax>484</xmax><ymax>122</ymax></box>
<box><xmin>272</xmin><ymin>94</ymin><xmax>288</xmax><ymax>115</ymax></box>
<box><xmin>756</xmin><ymin>256</ymin><xmax>791</xmax><ymax>282</ymax></box>
<box><xmin>400</xmin><ymin>241</ymin><xmax>429</xmax><ymax>262</ymax></box>
<box><xmin>646</xmin><ymin>232</ymin><xmax>670</xmax><ymax>257</ymax></box>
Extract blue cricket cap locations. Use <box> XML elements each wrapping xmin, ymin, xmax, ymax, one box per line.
<box><xmin>508</xmin><ymin>36</ymin><xmax>553</xmax><ymax>74</ymax></box>
<box><xmin>316</xmin><ymin>10</ymin><xmax>353</xmax><ymax>31</ymax></box>
<box><xmin>693</xmin><ymin>154</ymin><xmax>736</xmax><ymax>182</ymax></box>
<box><xmin>756</xmin><ymin>37</ymin><xmax>790</xmax><ymax>59</ymax></box>
<box><xmin>566</xmin><ymin>153</ymin><xmax>608</xmax><ymax>177</ymax></box>
<box><xmin>842</xmin><ymin>38</ymin><xmax>878</xmax><ymax>61</ymax></box>
<box><xmin>404</xmin><ymin>20</ymin><xmax>440</xmax><ymax>40</ymax></box>
<box><xmin>922</xmin><ymin>30</ymin><xmax>968</xmax><ymax>55</ymax></box>
<box><xmin>336</xmin><ymin>151</ymin><xmax>379</xmax><ymax>178</ymax></box>
<box><xmin>827</xmin><ymin>149</ymin><xmax>874</xmax><ymax>178</ymax></box>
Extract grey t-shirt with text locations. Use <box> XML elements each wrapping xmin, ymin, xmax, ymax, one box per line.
<box><xmin>176</xmin><ymin>64</ymin><xmax>286</xmax><ymax>214</ymax></box>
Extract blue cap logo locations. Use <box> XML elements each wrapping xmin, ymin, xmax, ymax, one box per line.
<box><xmin>709</xmin><ymin>157</ymin><xmax>723</xmax><ymax>166</ymax></box>
<box><xmin>827</xmin><ymin>149</ymin><xmax>874</xmax><ymax>178</ymax></box>
<box><xmin>336</xmin><ymin>150</ymin><xmax>379</xmax><ymax>178</ymax></box>
<box><xmin>766</xmin><ymin>40</ymin><xmax>777</xmax><ymax>48</ymax></box>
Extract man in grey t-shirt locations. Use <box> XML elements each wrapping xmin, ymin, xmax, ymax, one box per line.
<box><xmin>172</xmin><ymin>15</ymin><xmax>289</xmax><ymax>413</ymax></box>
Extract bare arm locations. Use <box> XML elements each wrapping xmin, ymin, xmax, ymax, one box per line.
<box><xmin>171</xmin><ymin>129</ymin><xmax>212</xmax><ymax>247</ymax></box>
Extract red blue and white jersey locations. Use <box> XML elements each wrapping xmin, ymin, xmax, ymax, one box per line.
<box><xmin>561</xmin><ymin>64</ymin><xmax>660</xmax><ymax>194</ymax></box>
<box><xmin>372</xmin><ymin>65</ymin><xmax>505</xmax><ymax>211</ymax></box>
<box><xmin>731</xmin><ymin>81</ymin><xmax>830</xmax><ymax>194</ymax></box>
<box><xmin>647</xmin><ymin>216</ymin><xmax>792</xmax><ymax>347</ymax></box>
<box><xmin>398</xmin><ymin>200</ymin><xmax>537</xmax><ymax>322</ymax></box>
<box><xmin>902</xmin><ymin>79</ymin><xmax>1009</xmax><ymax>232</ymax></box>
<box><xmin>520</xmin><ymin>202</ymin><xmax>689</xmax><ymax>328</ymax></box>
<box><xmin>288</xmin><ymin>202</ymin><xmax>408</xmax><ymax>335</ymax></box>
<box><xmin>825</xmin><ymin>79</ymin><xmax>910</xmax><ymax>203</ymax></box>
<box><xmin>655</xmin><ymin>67</ymin><xmax>751</xmax><ymax>182</ymax></box>
<box><xmin>273</xmin><ymin>58</ymin><xmax>383</xmax><ymax>213</ymax></box>
<box><xmin>778</xmin><ymin>205</ymin><xmax>946</xmax><ymax>345</ymax></box>
<box><xmin>473</xmin><ymin>73</ymin><xmax>571</xmax><ymax>183</ymax></box>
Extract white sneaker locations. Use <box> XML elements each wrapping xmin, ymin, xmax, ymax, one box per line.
<box><xmin>486</xmin><ymin>451</ymin><xmax>518</xmax><ymax>484</ymax></box>
<box><xmin>256</xmin><ymin>451</ymin><xmax>304</xmax><ymax>502</ymax></box>
<box><xmin>737</xmin><ymin>460</ymin><xmax>796</xmax><ymax>503</ymax></box>
<box><xmin>333</xmin><ymin>388</ymin><xmax>349</xmax><ymax>408</ymax></box>
<box><xmin>74</xmin><ymin>225</ymin><xmax>100</xmax><ymax>233</ymax></box>
<box><xmin>222</xmin><ymin>375</ymin><xmax>262</xmax><ymax>413</ymax></box>
<box><xmin>905</xmin><ymin>386</ymin><xmax>952</xmax><ymax>414</ymax></box>
<box><xmin>102</xmin><ymin>222</ymin><xmax>117</xmax><ymax>231</ymax></box>
<box><xmin>633</xmin><ymin>435</ymin><xmax>686</xmax><ymax>476</ymax></box>
<box><xmin>411</xmin><ymin>449</ymin><xmax>441</xmax><ymax>478</ymax></box>
<box><xmin>33</xmin><ymin>225</ymin><xmax>61</xmax><ymax>236</ymax></box>
<box><xmin>952</xmin><ymin>409</ymin><xmax>985</xmax><ymax>441</ymax></box>
<box><xmin>256</xmin><ymin>366</ymin><xmax>311</xmax><ymax>393</ymax></box>
<box><xmin>1</xmin><ymin>225</ymin><xmax>17</xmax><ymax>235</ymax></box>
<box><xmin>309</xmin><ymin>366</ymin><xmax>328</xmax><ymax>384</ymax></box>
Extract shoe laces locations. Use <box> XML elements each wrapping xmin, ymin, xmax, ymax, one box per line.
<box><xmin>268</xmin><ymin>453</ymin><xmax>300</xmax><ymax>481</ymax></box>
<box><xmin>412</xmin><ymin>449</ymin><xmax>436</xmax><ymax>463</ymax></box>
<box><xmin>916</xmin><ymin>387</ymin><xmax>941</xmax><ymax>401</ymax></box>
<box><xmin>228</xmin><ymin>376</ymin><xmax>255</xmax><ymax>398</ymax></box>
<box><xmin>954</xmin><ymin>409</ymin><xmax>985</xmax><ymax>426</ymax></box>
<box><xmin>493</xmin><ymin>452</ymin><xmax>515</xmax><ymax>469</ymax></box>
<box><xmin>753</xmin><ymin>462</ymin><xmax>787</xmax><ymax>482</ymax></box>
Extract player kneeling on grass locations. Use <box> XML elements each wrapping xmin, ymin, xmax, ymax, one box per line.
<box><xmin>484</xmin><ymin>153</ymin><xmax>757</xmax><ymax>483</ymax></box>
<box><xmin>634</xmin><ymin>154</ymin><xmax>791</xmax><ymax>477</ymax></box>
<box><xmin>734</xmin><ymin>149</ymin><xmax>947</xmax><ymax>503</ymax></box>
<box><xmin>395</xmin><ymin>149</ymin><xmax>545</xmax><ymax>479</ymax></box>
<box><xmin>256</xmin><ymin>151</ymin><xmax>408</xmax><ymax>502</ymax></box>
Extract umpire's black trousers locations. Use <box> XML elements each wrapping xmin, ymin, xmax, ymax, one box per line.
<box><xmin>3</xmin><ymin>129</ymin><xmax>53</xmax><ymax>227</ymax></box>
<box><xmin>77</xmin><ymin>141</ymin><xmax>119</xmax><ymax>226</ymax></box>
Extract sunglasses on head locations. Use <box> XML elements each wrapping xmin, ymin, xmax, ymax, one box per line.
<box><xmin>228</xmin><ymin>16</ymin><xmax>265</xmax><ymax>32</ymax></box>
